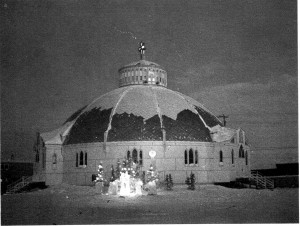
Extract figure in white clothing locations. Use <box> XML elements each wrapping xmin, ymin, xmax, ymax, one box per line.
<box><xmin>119</xmin><ymin>171</ymin><xmax>130</xmax><ymax>197</ymax></box>
<box><xmin>135</xmin><ymin>178</ymin><xmax>143</xmax><ymax>195</ymax></box>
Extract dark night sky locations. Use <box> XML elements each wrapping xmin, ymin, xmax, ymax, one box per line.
<box><xmin>1</xmin><ymin>0</ymin><xmax>298</xmax><ymax>168</ymax></box>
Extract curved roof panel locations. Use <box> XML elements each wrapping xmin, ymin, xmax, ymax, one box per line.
<box><xmin>62</xmin><ymin>86</ymin><xmax>222</xmax><ymax>144</ymax></box>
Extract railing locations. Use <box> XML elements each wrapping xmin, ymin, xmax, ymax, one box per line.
<box><xmin>250</xmin><ymin>170</ymin><xmax>274</xmax><ymax>190</ymax></box>
<box><xmin>6</xmin><ymin>176</ymin><xmax>33</xmax><ymax>194</ymax></box>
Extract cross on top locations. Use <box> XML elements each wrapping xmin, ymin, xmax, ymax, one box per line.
<box><xmin>138</xmin><ymin>42</ymin><xmax>146</xmax><ymax>60</ymax></box>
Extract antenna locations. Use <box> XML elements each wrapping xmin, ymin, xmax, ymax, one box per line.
<box><xmin>218</xmin><ymin>114</ymin><xmax>229</xmax><ymax>127</ymax></box>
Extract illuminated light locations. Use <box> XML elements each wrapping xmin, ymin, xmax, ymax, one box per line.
<box><xmin>149</xmin><ymin>150</ymin><xmax>156</xmax><ymax>158</ymax></box>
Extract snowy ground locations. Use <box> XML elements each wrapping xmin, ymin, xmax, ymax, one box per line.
<box><xmin>1</xmin><ymin>184</ymin><xmax>298</xmax><ymax>224</ymax></box>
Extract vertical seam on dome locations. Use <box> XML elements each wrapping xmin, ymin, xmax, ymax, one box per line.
<box><xmin>104</xmin><ymin>87</ymin><xmax>134</xmax><ymax>140</ymax></box>
<box><xmin>180</xmin><ymin>93</ymin><xmax>223</xmax><ymax>125</ymax></box>
<box><xmin>63</xmin><ymin>87</ymin><xmax>127</xmax><ymax>141</ymax></box>
<box><xmin>150</xmin><ymin>87</ymin><xmax>163</xmax><ymax>129</ymax></box>
<box><xmin>171</xmin><ymin>90</ymin><xmax>211</xmax><ymax>130</ymax></box>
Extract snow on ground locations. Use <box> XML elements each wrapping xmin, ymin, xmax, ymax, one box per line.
<box><xmin>1</xmin><ymin>184</ymin><xmax>298</xmax><ymax>224</ymax></box>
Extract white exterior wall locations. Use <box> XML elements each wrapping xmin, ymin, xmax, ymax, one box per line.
<box><xmin>62</xmin><ymin>140</ymin><xmax>251</xmax><ymax>185</ymax></box>
<box><xmin>45</xmin><ymin>144</ymin><xmax>63</xmax><ymax>185</ymax></box>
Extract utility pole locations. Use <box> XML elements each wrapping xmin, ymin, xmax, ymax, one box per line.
<box><xmin>218</xmin><ymin>114</ymin><xmax>229</xmax><ymax>127</ymax></box>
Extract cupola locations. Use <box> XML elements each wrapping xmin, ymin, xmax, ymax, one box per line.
<box><xmin>118</xmin><ymin>42</ymin><xmax>167</xmax><ymax>87</ymax></box>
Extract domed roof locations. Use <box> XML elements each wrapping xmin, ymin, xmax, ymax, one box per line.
<box><xmin>63</xmin><ymin>85</ymin><xmax>223</xmax><ymax>145</ymax></box>
<box><xmin>121</xmin><ymin>60</ymin><xmax>162</xmax><ymax>68</ymax></box>
<box><xmin>51</xmin><ymin>42</ymin><xmax>224</xmax><ymax>145</ymax></box>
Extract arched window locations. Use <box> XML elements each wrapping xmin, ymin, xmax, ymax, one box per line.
<box><xmin>85</xmin><ymin>152</ymin><xmax>87</xmax><ymax>165</ymax></box>
<box><xmin>127</xmin><ymin>150</ymin><xmax>131</xmax><ymax>159</ymax></box>
<box><xmin>239</xmin><ymin>145</ymin><xmax>244</xmax><ymax>158</ymax></box>
<box><xmin>184</xmin><ymin>150</ymin><xmax>188</xmax><ymax>164</ymax></box>
<box><xmin>189</xmin><ymin>149</ymin><xmax>194</xmax><ymax>164</ymax></box>
<box><xmin>80</xmin><ymin>151</ymin><xmax>84</xmax><ymax>165</ymax></box>
<box><xmin>231</xmin><ymin>149</ymin><xmax>234</xmax><ymax>164</ymax></box>
<box><xmin>219</xmin><ymin>150</ymin><xmax>223</xmax><ymax>163</ymax></box>
<box><xmin>52</xmin><ymin>153</ymin><xmax>57</xmax><ymax>164</ymax></box>
<box><xmin>245</xmin><ymin>151</ymin><xmax>248</xmax><ymax>165</ymax></box>
<box><xmin>139</xmin><ymin>150</ymin><xmax>143</xmax><ymax>165</ymax></box>
<box><xmin>76</xmin><ymin>153</ymin><xmax>78</xmax><ymax>167</ymax></box>
<box><xmin>195</xmin><ymin>150</ymin><xmax>198</xmax><ymax>164</ymax></box>
<box><xmin>132</xmin><ymin>149</ymin><xmax>138</xmax><ymax>163</ymax></box>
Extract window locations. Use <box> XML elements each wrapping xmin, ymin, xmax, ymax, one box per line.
<box><xmin>132</xmin><ymin>149</ymin><xmax>138</xmax><ymax>163</ymax></box>
<box><xmin>80</xmin><ymin>151</ymin><xmax>84</xmax><ymax>165</ymax></box>
<box><xmin>219</xmin><ymin>150</ymin><xmax>223</xmax><ymax>163</ymax></box>
<box><xmin>239</xmin><ymin>145</ymin><xmax>243</xmax><ymax>158</ymax></box>
<box><xmin>245</xmin><ymin>151</ymin><xmax>248</xmax><ymax>165</ymax></box>
<box><xmin>127</xmin><ymin>150</ymin><xmax>131</xmax><ymax>159</ymax></box>
<box><xmin>52</xmin><ymin>153</ymin><xmax>57</xmax><ymax>164</ymax></box>
<box><xmin>76</xmin><ymin>153</ymin><xmax>78</xmax><ymax>167</ymax></box>
<box><xmin>139</xmin><ymin>150</ymin><xmax>143</xmax><ymax>165</ymax></box>
<box><xmin>126</xmin><ymin>149</ymin><xmax>143</xmax><ymax>165</ymax></box>
<box><xmin>239</xmin><ymin>145</ymin><xmax>244</xmax><ymax>158</ymax></box>
<box><xmin>184</xmin><ymin>149</ymin><xmax>198</xmax><ymax>166</ymax></box>
<box><xmin>231</xmin><ymin>149</ymin><xmax>234</xmax><ymax>164</ymax></box>
<box><xmin>76</xmin><ymin>152</ymin><xmax>87</xmax><ymax>167</ymax></box>
<box><xmin>52</xmin><ymin>153</ymin><xmax>57</xmax><ymax>170</ymax></box>
<box><xmin>230</xmin><ymin>137</ymin><xmax>235</xmax><ymax>143</ymax></box>
<box><xmin>189</xmin><ymin>149</ymin><xmax>194</xmax><ymax>164</ymax></box>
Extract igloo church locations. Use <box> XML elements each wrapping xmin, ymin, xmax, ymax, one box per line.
<box><xmin>33</xmin><ymin>43</ymin><xmax>251</xmax><ymax>186</ymax></box>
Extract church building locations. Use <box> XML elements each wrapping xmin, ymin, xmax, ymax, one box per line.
<box><xmin>33</xmin><ymin>43</ymin><xmax>251</xmax><ymax>185</ymax></box>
